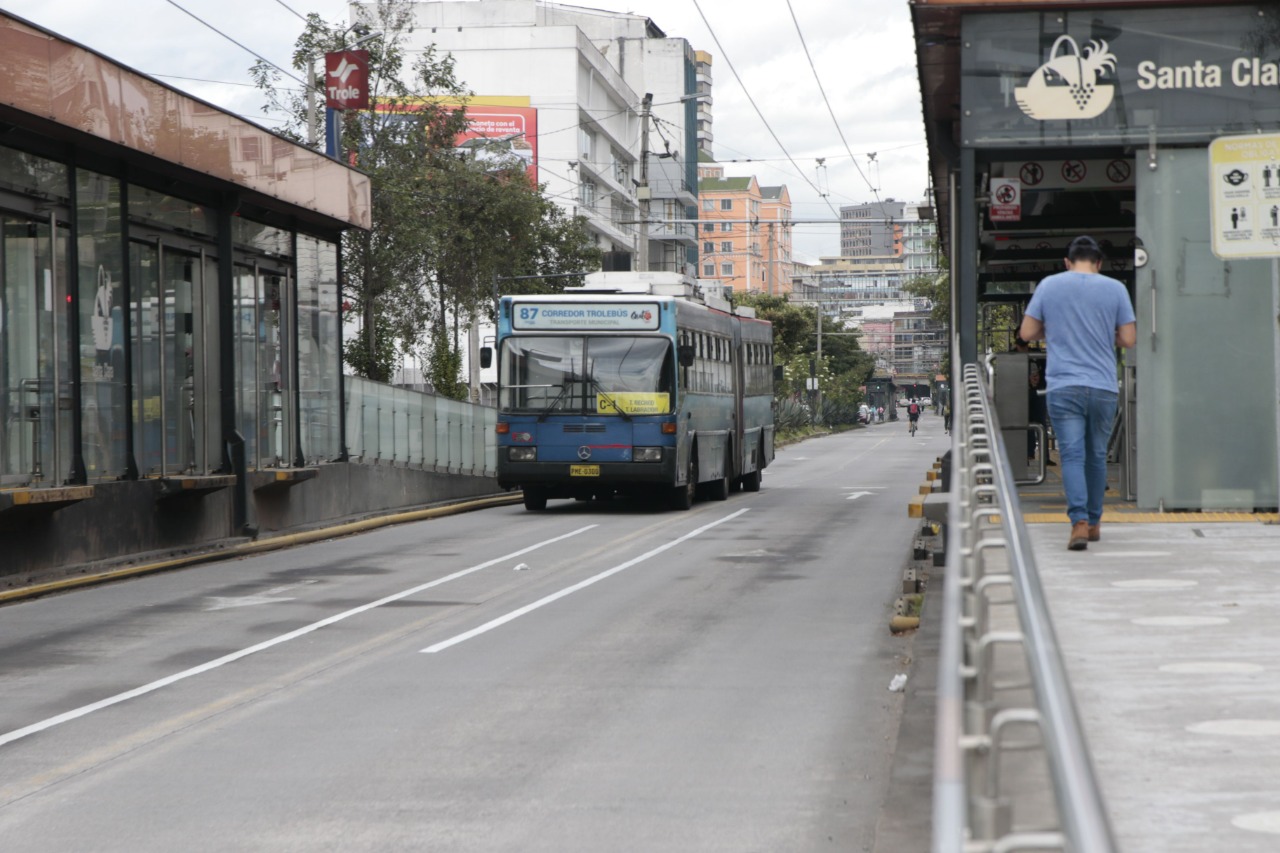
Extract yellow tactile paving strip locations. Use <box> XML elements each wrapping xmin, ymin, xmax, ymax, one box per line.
<box><xmin>931</xmin><ymin>456</ymin><xmax>1279</xmax><ymax>525</ymax></box>
<box><xmin>1017</xmin><ymin>472</ymin><xmax>1278</xmax><ymax>523</ymax></box>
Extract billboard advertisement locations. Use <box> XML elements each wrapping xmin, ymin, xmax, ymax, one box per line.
<box><xmin>454</xmin><ymin>102</ymin><xmax>538</xmax><ymax>183</ymax></box>
<box><xmin>373</xmin><ymin>97</ymin><xmax>537</xmax><ymax>183</ymax></box>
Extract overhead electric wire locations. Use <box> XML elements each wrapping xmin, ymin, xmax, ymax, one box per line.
<box><xmin>269</xmin><ymin>0</ymin><xmax>310</xmax><ymax>23</ymax></box>
<box><xmin>163</xmin><ymin>0</ymin><xmax>318</xmax><ymax>95</ymax></box>
<box><xmin>689</xmin><ymin>0</ymin><xmax>839</xmax><ymax>218</ymax></box>
<box><xmin>784</xmin><ymin>0</ymin><xmax>889</xmax><ymax>216</ymax></box>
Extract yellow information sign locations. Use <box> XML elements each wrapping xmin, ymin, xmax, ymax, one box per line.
<box><xmin>596</xmin><ymin>393</ymin><xmax>670</xmax><ymax>415</ymax></box>
<box><xmin>1209</xmin><ymin>133</ymin><xmax>1280</xmax><ymax>259</ymax></box>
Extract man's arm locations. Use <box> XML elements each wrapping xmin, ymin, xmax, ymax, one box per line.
<box><xmin>1019</xmin><ymin>314</ymin><xmax>1045</xmax><ymax>342</ymax></box>
<box><xmin>1116</xmin><ymin>322</ymin><xmax>1136</xmax><ymax>348</ymax></box>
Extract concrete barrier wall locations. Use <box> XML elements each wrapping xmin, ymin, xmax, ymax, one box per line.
<box><xmin>1</xmin><ymin>463</ymin><xmax>500</xmax><ymax>588</ymax></box>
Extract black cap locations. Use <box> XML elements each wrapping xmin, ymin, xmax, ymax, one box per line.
<box><xmin>1067</xmin><ymin>235</ymin><xmax>1104</xmax><ymax>261</ymax></box>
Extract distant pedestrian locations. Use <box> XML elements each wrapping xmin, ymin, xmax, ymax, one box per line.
<box><xmin>1019</xmin><ymin>235</ymin><xmax>1136</xmax><ymax>551</ymax></box>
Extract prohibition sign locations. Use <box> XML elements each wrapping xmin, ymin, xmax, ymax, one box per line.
<box><xmin>1106</xmin><ymin>159</ymin><xmax>1132</xmax><ymax>183</ymax></box>
<box><xmin>1020</xmin><ymin>162</ymin><xmax>1044</xmax><ymax>186</ymax></box>
<box><xmin>995</xmin><ymin>183</ymin><xmax>1017</xmax><ymax>204</ymax></box>
<box><xmin>1062</xmin><ymin>160</ymin><xmax>1087</xmax><ymax>183</ymax></box>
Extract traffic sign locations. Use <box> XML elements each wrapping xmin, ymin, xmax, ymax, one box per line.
<box><xmin>990</xmin><ymin>177</ymin><xmax>1021</xmax><ymax>222</ymax></box>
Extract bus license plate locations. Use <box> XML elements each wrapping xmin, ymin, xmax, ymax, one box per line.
<box><xmin>570</xmin><ymin>465</ymin><xmax>600</xmax><ymax>477</ymax></box>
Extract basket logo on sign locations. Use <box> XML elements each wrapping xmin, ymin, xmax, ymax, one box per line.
<box><xmin>1015</xmin><ymin>36</ymin><xmax>1117</xmax><ymax>121</ymax></box>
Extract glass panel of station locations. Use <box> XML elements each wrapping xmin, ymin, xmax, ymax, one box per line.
<box><xmin>1</xmin><ymin>140</ymin><xmax>345</xmax><ymax>490</ymax></box>
<box><xmin>0</xmin><ymin>150</ymin><xmax>72</xmax><ymax>488</ymax></box>
<box><xmin>126</xmin><ymin>185</ymin><xmax>222</xmax><ymax>478</ymax></box>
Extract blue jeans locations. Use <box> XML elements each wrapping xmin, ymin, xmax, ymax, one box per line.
<box><xmin>1046</xmin><ymin>386</ymin><xmax>1117</xmax><ymax>525</ymax></box>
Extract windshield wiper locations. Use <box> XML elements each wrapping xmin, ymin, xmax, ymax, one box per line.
<box><xmin>536</xmin><ymin>383</ymin><xmax>568</xmax><ymax>422</ymax></box>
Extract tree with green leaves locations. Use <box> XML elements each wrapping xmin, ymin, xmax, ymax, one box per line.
<box><xmin>252</xmin><ymin>0</ymin><xmax>599</xmax><ymax>390</ymax></box>
<box><xmin>731</xmin><ymin>291</ymin><xmax>875</xmax><ymax>417</ymax></box>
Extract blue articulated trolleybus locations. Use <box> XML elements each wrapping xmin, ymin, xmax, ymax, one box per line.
<box><xmin>490</xmin><ymin>272</ymin><xmax>775</xmax><ymax>511</ymax></box>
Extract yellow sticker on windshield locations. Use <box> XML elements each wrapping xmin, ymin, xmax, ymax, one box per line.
<box><xmin>597</xmin><ymin>393</ymin><xmax>671</xmax><ymax>415</ymax></box>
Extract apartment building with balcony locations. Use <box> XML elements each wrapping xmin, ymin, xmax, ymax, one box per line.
<box><xmin>381</xmin><ymin>0</ymin><xmax>703</xmax><ymax>269</ymax></box>
<box><xmin>694</xmin><ymin>51</ymin><xmax>714</xmax><ymax>159</ymax></box>
<box><xmin>696</xmin><ymin>157</ymin><xmax>793</xmax><ymax>295</ymax></box>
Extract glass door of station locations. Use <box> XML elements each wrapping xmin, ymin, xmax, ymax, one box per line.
<box><xmin>1135</xmin><ymin>147</ymin><xmax>1278</xmax><ymax>510</ymax></box>
<box><xmin>1</xmin><ymin>213</ymin><xmax>72</xmax><ymax>487</ymax></box>
<box><xmin>128</xmin><ymin>240</ymin><xmax>219</xmax><ymax>477</ymax></box>
<box><xmin>234</xmin><ymin>263</ymin><xmax>292</xmax><ymax>469</ymax></box>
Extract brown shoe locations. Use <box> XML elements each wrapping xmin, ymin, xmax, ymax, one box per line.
<box><xmin>1068</xmin><ymin>521</ymin><xmax>1089</xmax><ymax>551</ymax></box>
<box><xmin>1088</xmin><ymin>523</ymin><xmax>1101</xmax><ymax>542</ymax></box>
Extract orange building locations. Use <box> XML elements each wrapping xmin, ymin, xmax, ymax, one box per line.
<box><xmin>697</xmin><ymin>158</ymin><xmax>793</xmax><ymax>295</ymax></box>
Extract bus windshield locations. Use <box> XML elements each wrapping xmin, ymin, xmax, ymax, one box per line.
<box><xmin>499</xmin><ymin>336</ymin><xmax>674</xmax><ymax>415</ymax></box>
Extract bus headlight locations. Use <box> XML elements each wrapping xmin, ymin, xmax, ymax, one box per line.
<box><xmin>633</xmin><ymin>447</ymin><xmax>663</xmax><ymax>462</ymax></box>
<box><xmin>508</xmin><ymin>447</ymin><xmax>537</xmax><ymax>462</ymax></box>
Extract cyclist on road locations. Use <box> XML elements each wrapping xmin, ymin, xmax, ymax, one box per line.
<box><xmin>907</xmin><ymin>398</ymin><xmax>921</xmax><ymax>434</ymax></box>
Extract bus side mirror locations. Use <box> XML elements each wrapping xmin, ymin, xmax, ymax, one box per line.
<box><xmin>479</xmin><ymin>347</ymin><xmax>493</xmax><ymax>369</ymax></box>
<box><xmin>773</xmin><ymin>365</ymin><xmax>785</xmax><ymax>382</ymax></box>
<box><xmin>678</xmin><ymin>344</ymin><xmax>695</xmax><ymax>368</ymax></box>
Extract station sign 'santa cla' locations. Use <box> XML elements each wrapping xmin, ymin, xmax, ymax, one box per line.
<box><xmin>961</xmin><ymin>5</ymin><xmax>1280</xmax><ymax>147</ymax></box>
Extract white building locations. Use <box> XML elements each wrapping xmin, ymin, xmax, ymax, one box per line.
<box><xmin>363</xmin><ymin>0</ymin><xmax>702</xmax><ymax>271</ymax></box>
<box><xmin>792</xmin><ymin>201</ymin><xmax>943</xmax><ymax>378</ymax></box>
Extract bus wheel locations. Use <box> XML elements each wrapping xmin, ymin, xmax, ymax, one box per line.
<box><xmin>523</xmin><ymin>487</ymin><xmax>548</xmax><ymax>511</ymax></box>
<box><xmin>670</xmin><ymin>454</ymin><xmax>696</xmax><ymax>511</ymax></box>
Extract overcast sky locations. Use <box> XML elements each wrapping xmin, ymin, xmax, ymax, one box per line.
<box><xmin>5</xmin><ymin>0</ymin><xmax>928</xmax><ymax>261</ymax></box>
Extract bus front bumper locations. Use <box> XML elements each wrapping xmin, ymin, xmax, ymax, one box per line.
<box><xmin>497</xmin><ymin>457</ymin><xmax>678</xmax><ymax>494</ymax></box>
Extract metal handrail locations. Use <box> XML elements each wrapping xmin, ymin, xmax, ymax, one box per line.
<box><xmin>933</xmin><ymin>362</ymin><xmax>1117</xmax><ymax>853</ymax></box>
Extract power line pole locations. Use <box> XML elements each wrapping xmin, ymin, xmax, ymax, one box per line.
<box><xmin>815</xmin><ymin>306</ymin><xmax>822</xmax><ymax>423</ymax></box>
<box><xmin>637</xmin><ymin>93</ymin><xmax>652</xmax><ymax>272</ymax></box>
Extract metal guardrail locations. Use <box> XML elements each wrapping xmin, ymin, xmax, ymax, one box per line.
<box><xmin>933</xmin><ymin>363</ymin><xmax>1117</xmax><ymax>853</ymax></box>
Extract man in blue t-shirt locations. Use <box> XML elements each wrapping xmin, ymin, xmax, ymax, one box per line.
<box><xmin>1019</xmin><ymin>235</ymin><xmax>1136</xmax><ymax>552</ymax></box>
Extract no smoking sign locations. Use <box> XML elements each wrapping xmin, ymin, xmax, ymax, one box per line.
<box><xmin>990</xmin><ymin>177</ymin><xmax>1021</xmax><ymax>223</ymax></box>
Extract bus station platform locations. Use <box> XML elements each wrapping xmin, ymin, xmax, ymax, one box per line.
<box><xmin>880</xmin><ymin>457</ymin><xmax>1280</xmax><ymax>852</ymax></box>
<box><xmin>1019</xmin><ymin>463</ymin><xmax>1280</xmax><ymax>851</ymax></box>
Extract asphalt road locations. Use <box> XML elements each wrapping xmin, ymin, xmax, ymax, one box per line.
<box><xmin>0</xmin><ymin>415</ymin><xmax>947</xmax><ymax>852</ymax></box>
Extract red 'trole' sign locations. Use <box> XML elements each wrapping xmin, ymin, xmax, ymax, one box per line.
<box><xmin>325</xmin><ymin>50</ymin><xmax>369</xmax><ymax>110</ymax></box>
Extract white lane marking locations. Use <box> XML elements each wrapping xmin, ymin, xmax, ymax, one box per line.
<box><xmin>1187</xmin><ymin>719</ymin><xmax>1280</xmax><ymax>737</ymax></box>
<box><xmin>1161</xmin><ymin>662</ymin><xmax>1263</xmax><ymax>675</ymax></box>
<box><xmin>1233</xmin><ymin>812</ymin><xmax>1280</xmax><ymax>834</ymax></box>
<box><xmin>1110</xmin><ymin>579</ymin><xmax>1197</xmax><ymax>590</ymax></box>
<box><xmin>204</xmin><ymin>581</ymin><xmax>317</xmax><ymax>611</ymax></box>
<box><xmin>0</xmin><ymin>526</ymin><xmax>597</xmax><ymax>749</ymax></box>
<box><xmin>845</xmin><ymin>491</ymin><xmax>873</xmax><ymax>501</ymax></box>
<box><xmin>1132</xmin><ymin>616</ymin><xmax>1229</xmax><ymax>627</ymax></box>
<box><xmin>1089</xmin><ymin>551</ymin><xmax>1172</xmax><ymax>558</ymax></box>
<box><xmin>422</xmin><ymin>509</ymin><xmax>750</xmax><ymax>654</ymax></box>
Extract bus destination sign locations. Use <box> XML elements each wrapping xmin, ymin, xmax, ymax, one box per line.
<box><xmin>511</xmin><ymin>302</ymin><xmax>660</xmax><ymax>331</ymax></box>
